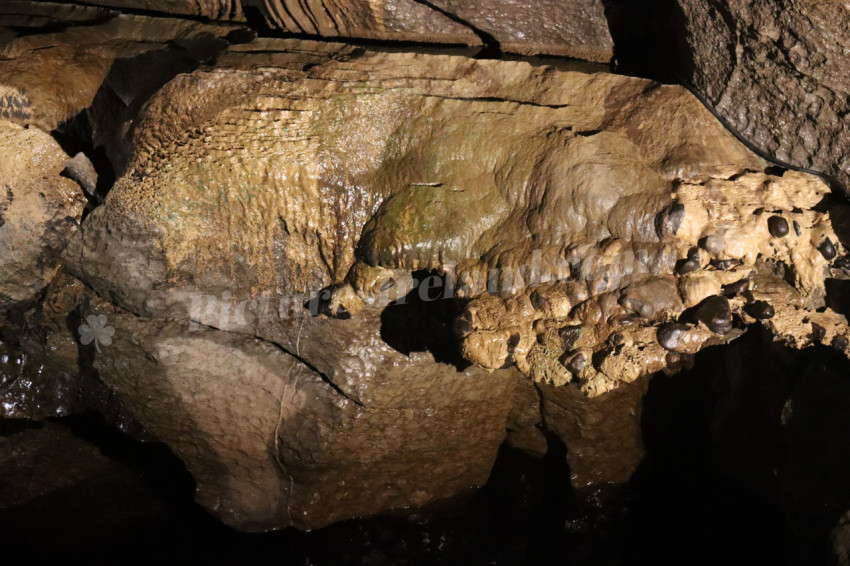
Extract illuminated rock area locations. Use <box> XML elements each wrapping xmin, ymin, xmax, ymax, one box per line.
<box><xmin>0</xmin><ymin>3</ymin><xmax>848</xmax><ymax>562</ymax></box>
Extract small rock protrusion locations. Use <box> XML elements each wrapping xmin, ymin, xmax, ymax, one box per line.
<box><xmin>565</xmin><ymin>352</ymin><xmax>586</xmax><ymax>375</ymax></box>
<box><xmin>767</xmin><ymin>215</ymin><xmax>789</xmax><ymax>238</ymax></box>
<box><xmin>664</xmin><ymin>351</ymin><xmax>693</xmax><ymax>374</ymax></box>
<box><xmin>700</xmin><ymin>234</ymin><xmax>725</xmax><ymax>255</ymax></box>
<box><xmin>710</xmin><ymin>258</ymin><xmax>742</xmax><ymax>271</ymax></box>
<box><xmin>62</xmin><ymin>152</ymin><xmax>98</xmax><ymax>197</ymax></box>
<box><xmin>722</xmin><ymin>278</ymin><xmax>750</xmax><ymax>297</ymax></box>
<box><xmin>529</xmin><ymin>289</ymin><xmax>546</xmax><ymax>311</ymax></box>
<box><xmin>676</xmin><ymin>247</ymin><xmax>701</xmax><ymax>275</ymax></box>
<box><xmin>819</xmin><ymin>238</ymin><xmax>837</xmax><ymax>260</ymax></box>
<box><xmin>453</xmin><ymin>312</ymin><xmax>473</xmax><ymax>338</ymax></box>
<box><xmin>657</xmin><ymin>323</ymin><xmax>690</xmax><ymax>351</ymax></box>
<box><xmin>655</xmin><ymin>202</ymin><xmax>685</xmax><ymax>238</ymax></box>
<box><xmin>507</xmin><ymin>333</ymin><xmax>521</xmax><ymax>354</ymax></box>
<box><xmin>810</xmin><ymin>322</ymin><xmax>827</xmax><ymax>342</ymax></box>
<box><xmin>793</xmin><ymin>220</ymin><xmax>802</xmax><ymax>237</ymax></box>
<box><xmin>745</xmin><ymin>300</ymin><xmax>775</xmax><ymax>320</ymax></box>
<box><xmin>696</xmin><ymin>295</ymin><xmax>733</xmax><ymax>335</ymax></box>
<box><xmin>832</xmin><ymin>335</ymin><xmax>849</xmax><ymax>351</ymax></box>
<box><xmin>558</xmin><ymin>325</ymin><xmax>582</xmax><ymax>350</ymax></box>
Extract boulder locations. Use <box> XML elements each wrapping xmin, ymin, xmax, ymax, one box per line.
<box><xmin>84</xmin><ymin>296</ymin><xmax>521</xmax><ymax>531</ymax></box>
<box><xmin>0</xmin><ymin>121</ymin><xmax>86</xmax><ymax>310</ymax></box>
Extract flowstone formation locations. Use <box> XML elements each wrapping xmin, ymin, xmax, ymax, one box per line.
<box><xmin>456</xmin><ymin>169</ymin><xmax>848</xmax><ymax>396</ymax></box>
<box><xmin>1</xmin><ymin>8</ymin><xmax>848</xmax><ymax>535</ymax></box>
<box><xmin>55</xmin><ymin>33</ymin><xmax>849</xmax><ymax>531</ymax></box>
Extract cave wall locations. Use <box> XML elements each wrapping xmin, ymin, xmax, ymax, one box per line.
<box><xmin>0</xmin><ymin>1</ymin><xmax>848</xmax><ymax>552</ymax></box>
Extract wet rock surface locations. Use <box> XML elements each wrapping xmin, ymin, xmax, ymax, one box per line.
<box><xmin>2</xmin><ymin>330</ymin><xmax>846</xmax><ymax>565</ymax></box>
<box><xmin>0</xmin><ymin>1</ymin><xmax>847</xmax><ymax>552</ymax></box>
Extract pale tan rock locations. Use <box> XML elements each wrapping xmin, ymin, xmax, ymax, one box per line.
<box><xmin>0</xmin><ymin>121</ymin><xmax>86</xmax><ymax>309</ymax></box>
<box><xmin>0</xmin><ymin>13</ymin><xmax>240</xmax><ymax>131</ymax></box>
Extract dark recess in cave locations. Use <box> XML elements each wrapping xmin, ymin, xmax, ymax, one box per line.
<box><xmin>380</xmin><ymin>270</ymin><xmax>471</xmax><ymax>370</ymax></box>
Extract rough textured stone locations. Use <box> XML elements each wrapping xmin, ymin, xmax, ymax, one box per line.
<box><xmin>32</xmin><ymin>0</ymin><xmax>613</xmax><ymax>61</ymax></box>
<box><xmin>56</xmin><ymin>37</ymin><xmax>849</xmax><ymax>531</ymax></box>
<box><xmin>673</xmin><ymin>0</ymin><xmax>850</xmax><ymax>193</ymax></box>
<box><xmin>0</xmin><ymin>273</ymin><xmax>145</xmax><ymax>430</ymax></box>
<box><xmin>85</xmin><ymin>295</ymin><xmax>520</xmax><ymax>531</ymax></box>
<box><xmin>0</xmin><ymin>121</ymin><xmax>86</xmax><ymax>310</ymax></box>
<box><xmin>540</xmin><ymin>376</ymin><xmax>648</xmax><ymax>488</ymax></box>
<box><xmin>0</xmin><ymin>12</ymin><xmax>240</xmax><ymax>132</ymax></box>
<box><xmin>254</xmin><ymin>0</ymin><xmax>613</xmax><ymax>61</ymax></box>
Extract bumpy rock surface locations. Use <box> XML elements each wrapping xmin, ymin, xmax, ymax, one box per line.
<box><xmin>0</xmin><ymin>121</ymin><xmax>86</xmax><ymax>310</ymax></box>
<box><xmin>0</xmin><ymin>11</ymin><xmax>240</xmax><ymax>132</ymax></box>
<box><xmin>83</xmin><ymin>291</ymin><xmax>523</xmax><ymax>530</ymax></box>
<box><xmin>58</xmin><ymin>35</ymin><xmax>849</xmax><ymax>532</ymax></box>
<box><xmin>673</xmin><ymin>0</ymin><xmax>850</xmax><ymax>193</ymax></box>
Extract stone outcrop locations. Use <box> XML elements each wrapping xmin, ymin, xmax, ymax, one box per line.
<box><xmin>252</xmin><ymin>0</ymin><xmax>614</xmax><ymax>61</ymax></box>
<box><xmin>0</xmin><ymin>12</ymin><xmax>240</xmax><ymax>132</ymax></box>
<box><xmin>84</xmin><ymin>291</ymin><xmax>524</xmax><ymax>530</ymax></box>
<box><xmin>0</xmin><ymin>121</ymin><xmax>86</xmax><ymax>310</ymax></box>
<box><xmin>671</xmin><ymin>1</ymin><xmax>850</xmax><ymax>193</ymax></box>
<box><xmin>54</xmin><ymin>32</ymin><xmax>848</xmax><ymax>531</ymax></box>
<box><xmin>23</xmin><ymin>0</ymin><xmax>613</xmax><ymax>61</ymax></box>
<box><xmin>0</xmin><ymin>6</ymin><xmax>848</xmax><ymax>538</ymax></box>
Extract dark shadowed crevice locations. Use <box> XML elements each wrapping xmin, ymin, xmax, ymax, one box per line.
<box><xmin>621</xmin><ymin>326</ymin><xmax>850</xmax><ymax>564</ymax></box>
<box><xmin>601</xmin><ymin>0</ymin><xmax>683</xmax><ymax>84</ymax></box>
<box><xmin>379</xmin><ymin>269</ymin><xmax>470</xmax><ymax>371</ymax></box>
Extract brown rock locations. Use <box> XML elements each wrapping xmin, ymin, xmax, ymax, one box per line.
<box><xmin>88</xmin><ymin>299</ymin><xmax>519</xmax><ymax>531</ymax></box>
<box><xmin>54</xmin><ymin>35</ymin><xmax>847</xmax><ymax>531</ymax></box>
<box><xmin>36</xmin><ymin>0</ymin><xmax>614</xmax><ymax>62</ymax></box>
<box><xmin>673</xmin><ymin>0</ymin><xmax>850</xmax><ymax>193</ymax></box>
<box><xmin>0</xmin><ymin>121</ymin><xmax>86</xmax><ymax>309</ymax></box>
<box><xmin>539</xmin><ymin>377</ymin><xmax>649</xmax><ymax>487</ymax></box>
<box><xmin>0</xmin><ymin>12</ymin><xmax>239</xmax><ymax>132</ymax></box>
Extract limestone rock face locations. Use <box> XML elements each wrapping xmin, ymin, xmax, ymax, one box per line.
<box><xmin>674</xmin><ymin>0</ymin><xmax>850</xmax><ymax>192</ymax></box>
<box><xmin>0</xmin><ymin>12</ymin><xmax>239</xmax><ymax>132</ymax></box>
<box><xmin>83</xmin><ymin>293</ymin><xmax>521</xmax><ymax>531</ymax></box>
<box><xmin>252</xmin><ymin>0</ymin><xmax>613</xmax><ymax>61</ymax></box>
<box><xmin>33</xmin><ymin>0</ymin><xmax>613</xmax><ymax>61</ymax></box>
<box><xmin>60</xmin><ymin>38</ymin><xmax>849</xmax><ymax>531</ymax></box>
<box><xmin>0</xmin><ymin>121</ymin><xmax>86</xmax><ymax>310</ymax></box>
